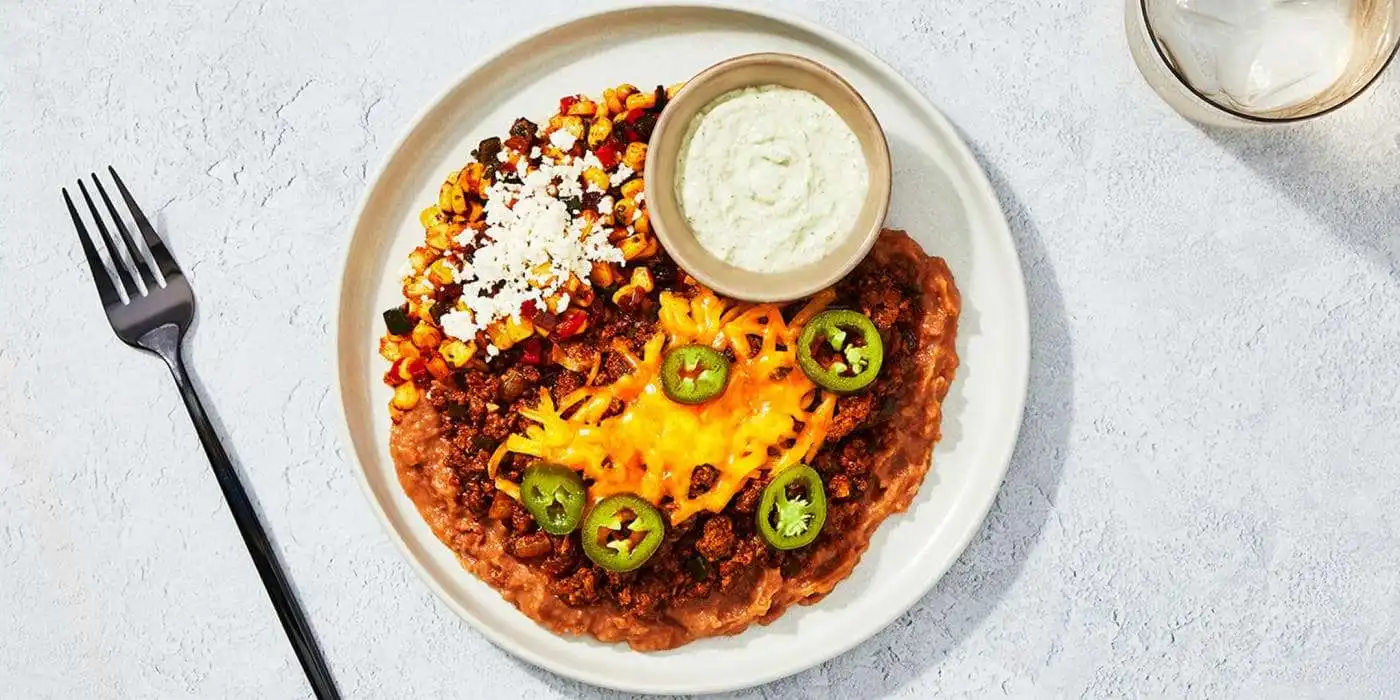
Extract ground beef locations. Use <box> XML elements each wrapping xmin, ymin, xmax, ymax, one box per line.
<box><xmin>487</xmin><ymin>491</ymin><xmax>515</xmax><ymax>522</ymax></box>
<box><xmin>828</xmin><ymin>393</ymin><xmax>876</xmax><ymax>441</ymax></box>
<box><xmin>550</xmin><ymin>566</ymin><xmax>602</xmax><ymax>606</ymax></box>
<box><xmin>551</xmin><ymin>370</ymin><xmax>584</xmax><ymax>403</ymax></box>
<box><xmin>732</xmin><ymin>478</ymin><xmax>764</xmax><ymax>514</ymax></box>
<box><xmin>695</xmin><ymin>516</ymin><xmax>736</xmax><ymax>561</ymax></box>
<box><xmin>540</xmin><ymin>534</ymin><xmax>581</xmax><ymax>577</ymax></box>
<box><xmin>460</xmin><ymin>473</ymin><xmax>495</xmax><ymax>515</ymax></box>
<box><xmin>480</xmin><ymin>411</ymin><xmax>511</xmax><ymax>443</ymax></box>
<box><xmin>688</xmin><ymin>464</ymin><xmax>719</xmax><ymax>498</ymax></box>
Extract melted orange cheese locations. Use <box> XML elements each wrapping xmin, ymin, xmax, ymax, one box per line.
<box><xmin>492</xmin><ymin>286</ymin><xmax>837</xmax><ymax>522</ymax></box>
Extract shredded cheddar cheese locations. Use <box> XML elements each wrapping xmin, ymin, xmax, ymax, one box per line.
<box><xmin>491</xmin><ymin>286</ymin><xmax>838</xmax><ymax>522</ymax></box>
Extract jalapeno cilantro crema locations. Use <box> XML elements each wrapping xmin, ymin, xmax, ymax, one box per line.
<box><xmin>756</xmin><ymin>464</ymin><xmax>828</xmax><ymax>550</ymax></box>
<box><xmin>660</xmin><ymin>344</ymin><xmax>731</xmax><ymax>404</ymax></box>
<box><xmin>520</xmin><ymin>463</ymin><xmax>587</xmax><ymax>535</ymax></box>
<box><xmin>581</xmin><ymin>494</ymin><xmax>666</xmax><ymax>572</ymax></box>
<box><xmin>796</xmin><ymin>309</ymin><xmax>884</xmax><ymax>393</ymax></box>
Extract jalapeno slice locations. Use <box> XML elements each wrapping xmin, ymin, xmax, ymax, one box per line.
<box><xmin>581</xmin><ymin>494</ymin><xmax>666</xmax><ymax>572</ymax></box>
<box><xmin>756</xmin><ymin>464</ymin><xmax>828</xmax><ymax>550</ymax></box>
<box><xmin>660</xmin><ymin>344</ymin><xmax>730</xmax><ymax>405</ymax></box>
<box><xmin>520</xmin><ymin>463</ymin><xmax>587</xmax><ymax>535</ymax></box>
<box><xmin>796</xmin><ymin>310</ymin><xmax>884</xmax><ymax>393</ymax></box>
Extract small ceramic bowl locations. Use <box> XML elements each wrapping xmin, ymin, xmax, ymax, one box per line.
<box><xmin>645</xmin><ymin>52</ymin><xmax>892</xmax><ymax>302</ymax></box>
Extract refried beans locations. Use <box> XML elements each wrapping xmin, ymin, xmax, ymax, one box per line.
<box><xmin>389</xmin><ymin>229</ymin><xmax>959</xmax><ymax>650</ymax></box>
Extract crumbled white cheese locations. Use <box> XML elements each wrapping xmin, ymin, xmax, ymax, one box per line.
<box><xmin>440</xmin><ymin>309</ymin><xmax>474</xmax><ymax>340</ymax></box>
<box><xmin>553</xmin><ymin>293</ymin><xmax>570</xmax><ymax>313</ymax></box>
<box><xmin>548</xmin><ymin>129</ymin><xmax>577</xmax><ymax>151</ymax></box>
<box><xmin>437</xmin><ymin>146</ymin><xmax>624</xmax><ymax>356</ymax></box>
<box><xmin>597</xmin><ymin>196</ymin><xmax>614</xmax><ymax>216</ymax></box>
<box><xmin>610</xmin><ymin>165</ymin><xmax>634</xmax><ymax>187</ymax></box>
<box><xmin>530</xmin><ymin>146</ymin><xmax>542</xmax><ymax>160</ymax></box>
<box><xmin>636</xmin><ymin>190</ymin><xmax>646</xmax><ymax>205</ymax></box>
<box><xmin>496</xmin><ymin>149</ymin><xmax>510</xmax><ymax>163</ymax></box>
<box><xmin>486</xmin><ymin>344</ymin><xmax>499</xmax><ymax>358</ymax></box>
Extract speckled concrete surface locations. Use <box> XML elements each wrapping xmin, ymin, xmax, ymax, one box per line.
<box><xmin>3</xmin><ymin>0</ymin><xmax>1400</xmax><ymax>697</ymax></box>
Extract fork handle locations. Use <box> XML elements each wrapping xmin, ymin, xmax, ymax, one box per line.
<box><xmin>166</xmin><ymin>355</ymin><xmax>341</xmax><ymax>700</ymax></box>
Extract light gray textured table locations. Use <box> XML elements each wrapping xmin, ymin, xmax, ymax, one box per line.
<box><xmin>4</xmin><ymin>1</ymin><xmax>1399</xmax><ymax>697</ymax></box>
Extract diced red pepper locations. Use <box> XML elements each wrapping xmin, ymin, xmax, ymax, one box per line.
<box><xmin>593</xmin><ymin>141</ymin><xmax>620</xmax><ymax>170</ymax></box>
<box><xmin>554</xmin><ymin>309</ymin><xmax>588</xmax><ymax>340</ymax></box>
<box><xmin>623</xmin><ymin>108</ymin><xmax>645</xmax><ymax>123</ymax></box>
<box><xmin>520</xmin><ymin>337</ymin><xmax>544</xmax><ymax>365</ymax></box>
<box><xmin>403</xmin><ymin>357</ymin><xmax>429</xmax><ymax>382</ymax></box>
<box><xmin>559</xmin><ymin>95</ymin><xmax>579</xmax><ymax>114</ymax></box>
<box><xmin>384</xmin><ymin>360</ymin><xmax>407</xmax><ymax>386</ymax></box>
<box><xmin>520</xmin><ymin>299</ymin><xmax>539</xmax><ymax>320</ymax></box>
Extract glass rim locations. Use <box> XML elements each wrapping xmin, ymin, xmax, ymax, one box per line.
<box><xmin>1139</xmin><ymin>0</ymin><xmax>1400</xmax><ymax>123</ymax></box>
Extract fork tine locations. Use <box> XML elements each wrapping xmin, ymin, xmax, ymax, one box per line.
<box><xmin>107</xmin><ymin>166</ymin><xmax>181</xmax><ymax>280</ymax></box>
<box><xmin>63</xmin><ymin>188</ymin><xmax>123</xmax><ymax>307</ymax></box>
<box><xmin>92</xmin><ymin>173</ymin><xmax>160</xmax><ymax>289</ymax></box>
<box><xmin>78</xmin><ymin>180</ymin><xmax>140</xmax><ymax>296</ymax></box>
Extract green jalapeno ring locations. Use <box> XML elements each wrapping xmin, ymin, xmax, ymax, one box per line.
<box><xmin>581</xmin><ymin>493</ymin><xmax>667</xmax><ymax>572</ymax></box>
<box><xmin>796</xmin><ymin>309</ymin><xmax>884</xmax><ymax>394</ymax></box>
<box><xmin>660</xmin><ymin>344</ymin><xmax>731</xmax><ymax>405</ymax></box>
<box><xmin>756</xmin><ymin>464</ymin><xmax>828</xmax><ymax>550</ymax></box>
<box><xmin>520</xmin><ymin>462</ymin><xmax>587</xmax><ymax>535</ymax></box>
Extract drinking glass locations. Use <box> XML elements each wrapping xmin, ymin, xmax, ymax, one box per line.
<box><xmin>1127</xmin><ymin>0</ymin><xmax>1400</xmax><ymax>126</ymax></box>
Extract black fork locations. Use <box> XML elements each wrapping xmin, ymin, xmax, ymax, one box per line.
<box><xmin>63</xmin><ymin>168</ymin><xmax>340</xmax><ymax>700</ymax></box>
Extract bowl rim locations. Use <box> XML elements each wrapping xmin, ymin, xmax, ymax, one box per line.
<box><xmin>645</xmin><ymin>51</ymin><xmax>892</xmax><ymax>302</ymax></box>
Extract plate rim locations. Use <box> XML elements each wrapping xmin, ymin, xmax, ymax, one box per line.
<box><xmin>332</xmin><ymin>0</ymin><xmax>1031</xmax><ymax>693</ymax></box>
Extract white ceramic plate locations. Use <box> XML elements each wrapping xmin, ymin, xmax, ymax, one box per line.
<box><xmin>334</xmin><ymin>2</ymin><xmax>1029</xmax><ymax>694</ymax></box>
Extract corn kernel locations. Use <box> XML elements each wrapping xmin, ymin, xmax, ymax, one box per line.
<box><xmin>619</xmin><ymin>233</ymin><xmax>651</xmax><ymax>261</ymax></box>
<box><xmin>379</xmin><ymin>335</ymin><xmax>405</xmax><ymax>362</ymax></box>
<box><xmin>582</xmin><ymin>167</ymin><xmax>610</xmax><ymax>193</ymax></box>
<box><xmin>440</xmin><ymin>339</ymin><xmax>476</xmax><ymax>367</ymax></box>
<box><xmin>426</xmin><ymin>356</ymin><xmax>451</xmax><ymax>381</ymax></box>
<box><xmin>411</xmin><ymin>322</ymin><xmax>443</xmax><ymax>350</ymax></box>
<box><xmin>547</xmin><ymin>114</ymin><xmax>567</xmax><ymax>132</ymax></box>
<box><xmin>392</xmin><ymin>382</ymin><xmax>421</xmax><ymax>410</ymax></box>
<box><xmin>467</xmin><ymin>201</ymin><xmax>484</xmax><ymax>223</ymax></box>
<box><xmin>620</xmin><ymin>178</ymin><xmax>645</xmax><ymax>201</ymax></box>
<box><xmin>630</xmin><ymin>266</ymin><xmax>654</xmax><ymax>293</ymax></box>
<box><xmin>590</xmin><ymin>261</ymin><xmax>619</xmax><ymax>288</ymax></box>
<box><xmin>622</xmin><ymin>142</ymin><xmax>647</xmax><ymax>172</ymax></box>
<box><xmin>404</xmin><ymin>278</ymin><xmax>434</xmax><ymax>298</ymax></box>
<box><xmin>625</xmin><ymin>91</ymin><xmax>656</xmax><ymax>111</ymax></box>
<box><xmin>614</xmin><ymin>198</ymin><xmax>637</xmax><ymax>225</ymax></box>
<box><xmin>587</xmin><ymin>117</ymin><xmax>612</xmax><ymax>147</ymax></box>
<box><xmin>427</xmin><ymin>259</ymin><xmax>455</xmax><ymax>285</ymax></box>
<box><xmin>486</xmin><ymin>316</ymin><xmax>535</xmax><ymax>351</ymax></box>
<box><xmin>425</xmin><ymin>221</ymin><xmax>463</xmax><ymax>251</ymax></box>
<box><xmin>561</xmin><ymin>115</ymin><xmax>584</xmax><ymax>138</ymax></box>
<box><xmin>603</xmin><ymin>88</ymin><xmax>624</xmax><ymax>116</ymax></box>
<box><xmin>419</xmin><ymin>205</ymin><xmax>443</xmax><ymax>229</ymax></box>
<box><xmin>615</xmin><ymin>83</ymin><xmax>637</xmax><ymax>100</ymax></box>
<box><xmin>438</xmin><ymin>180</ymin><xmax>466</xmax><ymax>215</ymax></box>
<box><xmin>408</xmin><ymin>247</ymin><xmax>432</xmax><ymax>274</ymax></box>
<box><xmin>412</xmin><ymin>301</ymin><xmax>435</xmax><ymax>324</ymax></box>
<box><xmin>460</xmin><ymin>162</ymin><xmax>485</xmax><ymax>194</ymax></box>
<box><xmin>666</xmin><ymin>82</ymin><xmax>685</xmax><ymax>99</ymax></box>
<box><xmin>634</xmin><ymin>210</ymin><xmax>650</xmax><ymax>235</ymax></box>
<box><xmin>567</xmin><ymin>98</ymin><xmax>596</xmax><ymax>117</ymax></box>
<box><xmin>639</xmin><ymin>236</ymin><xmax>659</xmax><ymax>259</ymax></box>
